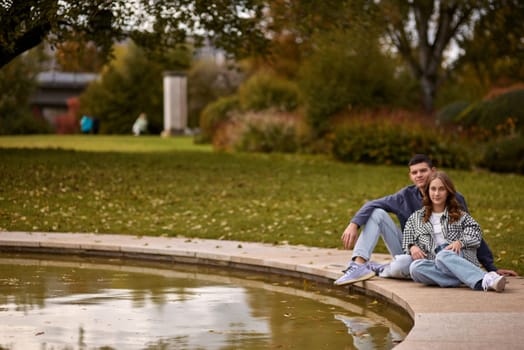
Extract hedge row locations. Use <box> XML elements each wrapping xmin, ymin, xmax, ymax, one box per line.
<box><xmin>435</xmin><ymin>88</ymin><xmax>524</xmax><ymax>173</ymax></box>
<box><xmin>200</xmin><ymin>75</ymin><xmax>523</xmax><ymax>173</ymax></box>
<box><xmin>479</xmin><ymin>136</ymin><xmax>524</xmax><ymax>173</ymax></box>
<box><xmin>455</xmin><ymin>89</ymin><xmax>523</xmax><ymax>133</ymax></box>
<box><xmin>331</xmin><ymin>120</ymin><xmax>472</xmax><ymax>169</ymax></box>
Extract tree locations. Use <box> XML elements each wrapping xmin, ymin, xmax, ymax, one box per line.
<box><xmin>0</xmin><ymin>1</ymin><xmax>122</xmax><ymax>69</ymax></box>
<box><xmin>54</xmin><ymin>40</ymin><xmax>106</xmax><ymax>73</ymax></box>
<box><xmin>4</xmin><ymin>0</ymin><xmax>519</xmax><ymax>120</ymax></box>
<box><xmin>257</xmin><ymin>0</ymin><xmax>374</xmax><ymax>79</ymax></box>
<box><xmin>298</xmin><ymin>28</ymin><xmax>416</xmax><ymax>132</ymax></box>
<box><xmin>254</xmin><ymin>0</ymin><xmax>448</xmax><ymax>113</ymax></box>
<box><xmin>262</xmin><ymin>1</ymin><xmax>522</xmax><ymax>115</ymax></box>
<box><xmin>0</xmin><ymin>46</ymin><xmax>50</xmax><ymax>134</ymax></box>
<box><xmin>454</xmin><ymin>0</ymin><xmax>524</xmax><ymax>88</ymax></box>
<box><xmin>79</xmin><ymin>42</ymin><xmax>192</xmax><ymax>134</ymax></box>
<box><xmin>375</xmin><ymin>0</ymin><xmax>524</xmax><ymax>113</ymax></box>
<box><xmin>376</xmin><ymin>1</ymin><xmax>480</xmax><ymax>113</ymax></box>
<box><xmin>0</xmin><ymin>0</ymin><xmax>268</xmax><ymax>69</ymax></box>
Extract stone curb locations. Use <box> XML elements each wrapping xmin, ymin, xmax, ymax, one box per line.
<box><xmin>1</xmin><ymin>231</ymin><xmax>523</xmax><ymax>349</ymax></box>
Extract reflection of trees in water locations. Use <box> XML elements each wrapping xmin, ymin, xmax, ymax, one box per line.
<box><xmin>0</xmin><ymin>264</ymin><xmax>48</xmax><ymax>311</ymax></box>
<box><xmin>334</xmin><ymin>314</ymin><xmax>404</xmax><ymax>349</ymax></box>
<box><xmin>0</xmin><ymin>258</ymin><xmax>207</xmax><ymax>310</ymax></box>
<box><xmin>246</xmin><ymin>289</ymin><xmax>359</xmax><ymax>349</ymax></box>
<box><xmin>242</xmin><ymin>277</ymin><xmax>405</xmax><ymax>350</ymax></box>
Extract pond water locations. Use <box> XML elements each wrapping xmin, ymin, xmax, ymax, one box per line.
<box><xmin>0</xmin><ymin>253</ymin><xmax>412</xmax><ymax>350</ymax></box>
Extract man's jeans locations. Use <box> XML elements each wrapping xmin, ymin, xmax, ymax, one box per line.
<box><xmin>409</xmin><ymin>250</ymin><xmax>485</xmax><ymax>289</ymax></box>
<box><xmin>352</xmin><ymin>208</ymin><xmax>403</xmax><ymax>262</ymax></box>
<box><xmin>380</xmin><ymin>254</ymin><xmax>412</xmax><ymax>279</ymax></box>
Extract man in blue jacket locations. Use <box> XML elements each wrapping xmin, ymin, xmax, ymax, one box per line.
<box><xmin>335</xmin><ymin>154</ymin><xmax>517</xmax><ymax>286</ymax></box>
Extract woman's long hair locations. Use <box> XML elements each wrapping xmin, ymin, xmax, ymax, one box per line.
<box><xmin>422</xmin><ymin>171</ymin><xmax>462</xmax><ymax>223</ymax></box>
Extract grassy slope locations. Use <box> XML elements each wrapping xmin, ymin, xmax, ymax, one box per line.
<box><xmin>1</xmin><ymin>135</ymin><xmax>522</xmax><ymax>274</ymax></box>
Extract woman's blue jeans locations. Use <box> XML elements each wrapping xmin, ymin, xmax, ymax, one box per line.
<box><xmin>409</xmin><ymin>250</ymin><xmax>485</xmax><ymax>289</ymax></box>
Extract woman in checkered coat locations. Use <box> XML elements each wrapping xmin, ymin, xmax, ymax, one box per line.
<box><xmin>404</xmin><ymin>171</ymin><xmax>506</xmax><ymax>292</ymax></box>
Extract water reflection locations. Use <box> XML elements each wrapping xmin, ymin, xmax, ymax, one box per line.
<box><xmin>0</xmin><ymin>254</ymin><xmax>411</xmax><ymax>349</ymax></box>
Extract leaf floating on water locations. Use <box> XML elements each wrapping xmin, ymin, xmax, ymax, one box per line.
<box><xmin>355</xmin><ymin>331</ymin><xmax>370</xmax><ymax>337</ymax></box>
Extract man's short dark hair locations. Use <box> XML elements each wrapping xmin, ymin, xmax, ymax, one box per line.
<box><xmin>408</xmin><ymin>154</ymin><xmax>434</xmax><ymax>168</ymax></box>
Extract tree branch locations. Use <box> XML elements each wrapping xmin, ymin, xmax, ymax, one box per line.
<box><xmin>0</xmin><ymin>21</ymin><xmax>52</xmax><ymax>68</ymax></box>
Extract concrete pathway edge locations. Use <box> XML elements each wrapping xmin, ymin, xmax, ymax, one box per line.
<box><xmin>1</xmin><ymin>231</ymin><xmax>523</xmax><ymax>350</ymax></box>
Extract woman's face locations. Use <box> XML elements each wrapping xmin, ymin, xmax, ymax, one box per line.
<box><xmin>428</xmin><ymin>178</ymin><xmax>448</xmax><ymax>210</ymax></box>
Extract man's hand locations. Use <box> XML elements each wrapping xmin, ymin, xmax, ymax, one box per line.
<box><xmin>409</xmin><ymin>245</ymin><xmax>427</xmax><ymax>260</ymax></box>
<box><xmin>341</xmin><ymin>222</ymin><xmax>359</xmax><ymax>249</ymax></box>
<box><xmin>496</xmin><ymin>268</ymin><xmax>518</xmax><ymax>277</ymax></box>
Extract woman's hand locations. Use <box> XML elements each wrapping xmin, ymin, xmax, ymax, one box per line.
<box><xmin>409</xmin><ymin>245</ymin><xmax>427</xmax><ymax>260</ymax></box>
<box><xmin>445</xmin><ymin>240</ymin><xmax>462</xmax><ymax>254</ymax></box>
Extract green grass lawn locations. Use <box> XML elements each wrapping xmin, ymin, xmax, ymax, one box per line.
<box><xmin>1</xmin><ymin>135</ymin><xmax>523</xmax><ymax>274</ymax></box>
<box><xmin>0</xmin><ymin>135</ymin><xmax>212</xmax><ymax>153</ymax></box>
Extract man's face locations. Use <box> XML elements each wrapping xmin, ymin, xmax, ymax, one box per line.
<box><xmin>409</xmin><ymin>162</ymin><xmax>434</xmax><ymax>190</ymax></box>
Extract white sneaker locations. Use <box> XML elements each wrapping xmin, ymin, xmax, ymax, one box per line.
<box><xmin>482</xmin><ymin>271</ymin><xmax>506</xmax><ymax>292</ymax></box>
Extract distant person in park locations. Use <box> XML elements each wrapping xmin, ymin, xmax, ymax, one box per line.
<box><xmin>334</xmin><ymin>154</ymin><xmax>517</xmax><ymax>286</ymax></box>
<box><xmin>91</xmin><ymin>116</ymin><xmax>100</xmax><ymax>134</ymax></box>
<box><xmin>80</xmin><ymin>115</ymin><xmax>93</xmax><ymax>134</ymax></box>
<box><xmin>80</xmin><ymin>115</ymin><xmax>99</xmax><ymax>134</ymax></box>
<box><xmin>403</xmin><ymin>171</ymin><xmax>506</xmax><ymax>292</ymax></box>
<box><xmin>132</xmin><ymin>113</ymin><xmax>148</xmax><ymax>136</ymax></box>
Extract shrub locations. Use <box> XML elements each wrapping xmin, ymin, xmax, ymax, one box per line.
<box><xmin>455</xmin><ymin>89</ymin><xmax>524</xmax><ymax>134</ymax></box>
<box><xmin>233</xmin><ymin>113</ymin><xmax>298</xmax><ymax>153</ymax></box>
<box><xmin>331</xmin><ymin>119</ymin><xmax>471</xmax><ymax>169</ymax></box>
<box><xmin>188</xmin><ymin>59</ymin><xmax>244</xmax><ymax>129</ymax></box>
<box><xmin>436</xmin><ymin>101</ymin><xmax>470</xmax><ymax>126</ymax></box>
<box><xmin>479</xmin><ymin>136</ymin><xmax>524</xmax><ymax>174</ymax></box>
<box><xmin>215</xmin><ymin>111</ymin><xmax>302</xmax><ymax>153</ymax></box>
<box><xmin>0</xmin><ymin>113</ymin><xmax>51</xmax><ymax>135</ymax></box>
<box><xmin>238</xmin><ymin>72</ymin><xmax>300</xmax><ymax>112</ymax></box>
<box><xmin>197</xmin><ymin>95</ymin><xmax>240</xmax><ymax>143</ymax></box>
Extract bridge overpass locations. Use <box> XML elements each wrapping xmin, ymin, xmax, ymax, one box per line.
<box><xmin>30</xmin><ymin>71</ymin><xmax>98</xmax><ymax>129</ymax></box>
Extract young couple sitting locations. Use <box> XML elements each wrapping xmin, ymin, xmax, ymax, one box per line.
<box><xmin>335</xmin><ymin>154</ymin><xmax>516</xmax><ymax>292</ymax></box>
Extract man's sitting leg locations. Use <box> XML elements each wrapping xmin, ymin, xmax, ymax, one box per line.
<box><xmin>335</xmin><ymin>209</ymin><xmax>403</xmax><ymax>286</ymax></box>
<box><xmin>351</xmin><ymin>209</ymin><xmax>403</xmax><ymax>262</ymax></box>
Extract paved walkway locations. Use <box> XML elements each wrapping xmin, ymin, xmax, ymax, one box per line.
<box><xmin>1</xmin><ymin>231</ymin><xmax>523</xmax><ymax>349</ymax></box>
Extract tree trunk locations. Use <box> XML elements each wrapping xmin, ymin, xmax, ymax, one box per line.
<box><xmin>420</xmin><ymin>75</ymin><xmax>436</xmax><ymax>113</ymax></box>
<box><xmin>381</xmin><ymin>1</ymin><xmax>475</xmax><ymax>115</ymax></box>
